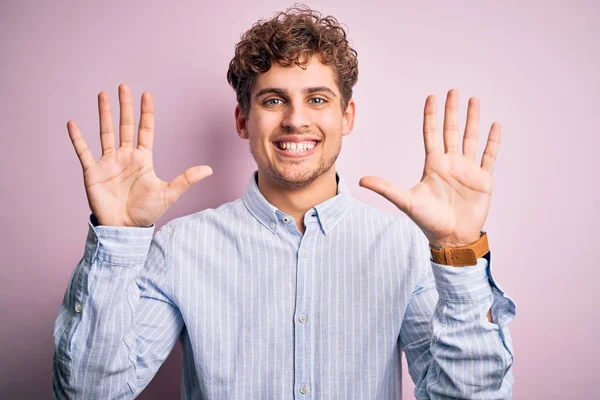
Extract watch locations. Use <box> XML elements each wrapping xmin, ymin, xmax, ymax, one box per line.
<box><xmin>429</xmin><ymin>231</ymin><xmax>489</xmax><ymax>267</ymax></box>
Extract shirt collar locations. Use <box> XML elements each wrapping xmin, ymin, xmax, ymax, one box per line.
<box><xmin>242</xmin><ymin>170</ymin><xmax>352</xmax><ymax>235</ymax></box>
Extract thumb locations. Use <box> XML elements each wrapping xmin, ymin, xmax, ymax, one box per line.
<box><xmin>359</xmin><ymin>176</ymin><xmax>412</xmax><ymax>214</ymax></box>
<box><xmin>166</xmin><ymin>165</ymin><xmax>213</xmax><ymax>204</ymax></box>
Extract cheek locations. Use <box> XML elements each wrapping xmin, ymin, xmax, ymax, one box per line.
<box><xmin>320</xmin><ymin>119</ymin><xmax>344</xmax><ymax>142</ymax></box>
<box><xmin>248</xmin><ymin>133</ymin><xmax>272</xmax><ymax>160</ymax></box>
<box><xmin>317</xmin><ymin>113</ymin><xmax>343</xmax><ymax>132</ymax></box>
<box><xmin>248</xmin><ymin>117</ymin><xmax>277</xmax><ymax>142</ymax></box>
<box><xmin>250</xmin><ymin>111</ymin><xmax>279</xmax><ymax>130</ymax></box>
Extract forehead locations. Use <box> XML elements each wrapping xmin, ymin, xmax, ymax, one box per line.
<box><xmin>252</xmin><ymin>55</ymin><xmax>339</xmax><ymax>95</ymax></box>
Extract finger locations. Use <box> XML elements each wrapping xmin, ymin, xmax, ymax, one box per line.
<box><xmin>98</xmin><ymin>91</ymin><xmax>115</xmax><ymax>156</ymax></box>
<box><xmin>137</xmin><ymin>92</ymin><xmax>154</xmax><ymax>152</ymax></box>
<box><xmin>359</xmin><ymin>176</ymin><xmax>412</xmax><ymax>215</ymax></box>
<box><xmin>443</xmin><ymin>88</ymin><xmax>460</xmax><ymax>153</ymax></box>
<box><xmin>423</xmin><ymin>95</ymin><xmax>440</xmax><ymax>155</ymax></box>
<box><xmin>166</xmin><ymin>165</ymin><xmax>213</xmax><ymax>205</ymax></box>
<box><xmin>67</xmin><ymin>120</ymin><xmax>95</xmax><ymax>171</ymax></box>
<box><xmin>481</xmin><ymin>122</ymin><xmax>501</xmax><ymax>174</ymax></box>
<box><xmin>118</xmin><ymin>84</ymin><xmax>135</xmax><ymax>149</ymax></box>
<box><xmin>462</xmin><ymin>97</ymin><xmax>480</xmax><ymax>161</ymax></box>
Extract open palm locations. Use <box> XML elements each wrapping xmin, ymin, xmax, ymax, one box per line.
<box><xmin>360</xmin><ymin>89</ymin><xmax>500</xmax><ymax>248</ymax></box>
<box><xmin>67</xmin><ymin>84</ymin><xmax>213</xmax><ymax>227</ymax></box>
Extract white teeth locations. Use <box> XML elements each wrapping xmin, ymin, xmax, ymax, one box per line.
<box><xmin>276</xmin><ymin>141</ymin><xmax>317</xmax><ymax>152</ymax></box>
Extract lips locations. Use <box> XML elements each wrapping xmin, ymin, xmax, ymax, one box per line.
<box><xmin>273</xmin><ymin>136</ymin><xmax>321</xmax><ymax>143</ymax></box>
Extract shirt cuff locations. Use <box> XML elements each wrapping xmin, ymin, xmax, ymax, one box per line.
<box><xmin>84</xmin><ymin>214</ymin><xmax>155</xmax><ymax>264</ymax></box>
<box><xmin>430</xmin><ymin>254</ymin><xmax>493</xmax><ymax>302</ymax></box>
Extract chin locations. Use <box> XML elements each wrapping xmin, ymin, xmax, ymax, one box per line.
<box><xmin>252</xmin><ymin>144</ymin><xmax>340</xmax><ymax>189</ymax></box>
<box><xmin>271</xmin><ymin>169</ymin><xmax>321</xmax><ymax>189</ymax></box>
<box><xmin>267</xmin><ymin>161</ymin><xmax>336</xmax><ymax>189</ymax></box>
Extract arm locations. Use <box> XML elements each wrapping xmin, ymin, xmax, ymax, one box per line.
<box><xmin>53</xmin><ymin>215</ymin><xmax>183</xmax><ymax>399</ymax></box>
<box><xmin>400</xmin><ymin>224</ymin><xmax>516</xmax><ymax>399</ymax></box>
<box><xmin>57</xmin><ymin>84</ymin><xmax>212</xmax><ymax>398</ymax></box>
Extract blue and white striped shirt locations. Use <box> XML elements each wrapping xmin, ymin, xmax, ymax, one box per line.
<box><xmin>53</xmin><ymin>170</ymin><xmax>516</xmax><ymax>399</ymax></box>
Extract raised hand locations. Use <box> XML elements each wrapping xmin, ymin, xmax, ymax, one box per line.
<box><xmin>67</xmin><ymin>84</ymin><xmax>213</xmax><ymax>227</ymax></box>
<box><xmin>359</xmin><ymin>89</ymin><xmax>500</xmax><ymax>248</ymax></box>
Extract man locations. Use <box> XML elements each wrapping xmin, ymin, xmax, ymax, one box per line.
<box><xmin>54</xmin><ymin>5</ymin><xmax>515</xmax><ymax>399</ymax></box>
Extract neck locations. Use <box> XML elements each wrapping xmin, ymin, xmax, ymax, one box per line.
<box><xmin>257</xmin><ymin>167</ymin><xmax>338</xmax><ymax>233</ymax></box>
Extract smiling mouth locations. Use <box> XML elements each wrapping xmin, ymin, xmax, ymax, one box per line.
<box><xmin>273</xmin><ymin>140</ymin><xmax>321</xmax><ymax>157</ymax></box>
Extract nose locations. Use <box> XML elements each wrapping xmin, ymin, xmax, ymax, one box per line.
<box><xmin>281</xmin><ymin>101</ymin><xmax>310</xmax><ymax>132</ymax></box>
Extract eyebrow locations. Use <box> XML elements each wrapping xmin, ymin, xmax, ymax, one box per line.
<box><xmin>253</xmin><ymin>86</ymin><xmax>338</xmax><ymax>101</ymax></box>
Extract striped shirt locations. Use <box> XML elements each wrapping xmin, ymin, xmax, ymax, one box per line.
<box><xmin>53</xmin><ymin>170</ymin><xmax>516</xmax><ymax>399</ymax></box>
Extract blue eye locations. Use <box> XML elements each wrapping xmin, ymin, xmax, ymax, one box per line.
<box><xmin>263</xmin><ymin>97</ymin><xmax>327</xmax><ymax>106</ymax></box>
<box><xmin>265</xmin><ymin>99</ymin><xmax>283</xmax><ymax>106</ymax></box>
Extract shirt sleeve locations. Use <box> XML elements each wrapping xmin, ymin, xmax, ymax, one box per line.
<box><xmin>53</xmin><ymin>214</ymin><xmax>184</xmax><ymax>399</ymax></box>
<box><xmin>399</xmin><ymin>223</ymin><xmax>516</xmax><ymax>399</ymax></box>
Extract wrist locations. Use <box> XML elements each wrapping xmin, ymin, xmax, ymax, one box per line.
<box><xmin>429</xmin><ymin>231</ymin><xmax>489</xmax><ymax>266</ymax></box>
<box><xmin>429</xmin><ymin>233</ymin><xmax>482</xmax><ymax>249</ymax></box>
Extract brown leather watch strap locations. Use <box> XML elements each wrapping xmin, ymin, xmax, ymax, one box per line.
<box><xmin>430</xmin><ymin>231</ymin><xmax>489</xmax><ymax>267</ymax></box>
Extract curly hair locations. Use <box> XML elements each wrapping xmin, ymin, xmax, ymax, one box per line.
<box><xmin>226</xmin><ymin>4</ymin><xmax>358</xmax><ymax>119</ymax></box>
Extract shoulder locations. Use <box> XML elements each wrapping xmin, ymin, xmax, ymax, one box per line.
<box><xmin>347</xmin><ymin>197</ymin><xmax>430</xmax><ymax>253</ymax></box>
<box><xmin>348</xmin><ymin>197</ymin><xmax>418</xmax><ymax>236</ymax></box>
<box><xmin>158</xmin><ymin>198</ymin><xmax>245</xmax><ymax>237</ymax></box>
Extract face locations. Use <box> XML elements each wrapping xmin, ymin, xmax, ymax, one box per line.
<box><xmin>235</xmin><ymin>54</ymin><xmax>355</xmax><ymax>189</ymax></box>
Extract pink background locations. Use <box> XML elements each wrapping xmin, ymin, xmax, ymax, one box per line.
<box><xmin>1</xmin><ymin>1</ymin><xmax>598</xmax><ymax>398</ymax></box>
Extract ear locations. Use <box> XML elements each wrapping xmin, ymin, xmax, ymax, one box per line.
<box><xmin>235</xmin><ymin>105</ymin><xmax>249</xmax><ymax>139</ymax></box>
<box><xmin>342</xmin><ymin>98</ymin><xmax>356</xmax><ymax>137</ymax></box>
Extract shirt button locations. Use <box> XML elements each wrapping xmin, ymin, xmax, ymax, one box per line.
<box><xmin>298</xmin><ymin>314</ymin><xmax>307</xmax><ymax>324</ymax></box>
<box><xmin>74</xmin><ymin>303</ymin><xmax>82</xmax><ymax>313</ymax></box>
<box><xmin>92</xmin><ymin>236</ymin><xmax>97</xmax><ymax>243</ymax></box>
<box><xmin>324</xmin><ymin>222</ymin><xmax>329</xmax><ymax>229</ymax></box>
<box><xmin>299</xmin><ymin>384</ymin><xmax>309</xmax><ymax>394</ymax></box>
<box><xmin>269</xmin><ymin>222</ymin><xmax>276</xmax><ymax>229</ymax></box>
<box><xmin>283</xmin><ymin>216</ymin><xmax>290</xmax><ymax>223</ymax></box>
<box><xmin>302</xmin><ymin>250</ymin><xmax>309</xmax><ymax>258</ymax></box>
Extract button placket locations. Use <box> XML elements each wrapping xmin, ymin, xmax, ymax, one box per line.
<box><xmin>294</xmin><ymin>235</ymin><xmax>313</xmax><ymax>400</ymax></box>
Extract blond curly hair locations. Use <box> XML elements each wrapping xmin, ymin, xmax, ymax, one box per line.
<box><xmin>226</xmin><ymin>4</ymin><xmax>359</xmax><ymax>118</ymax></box>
